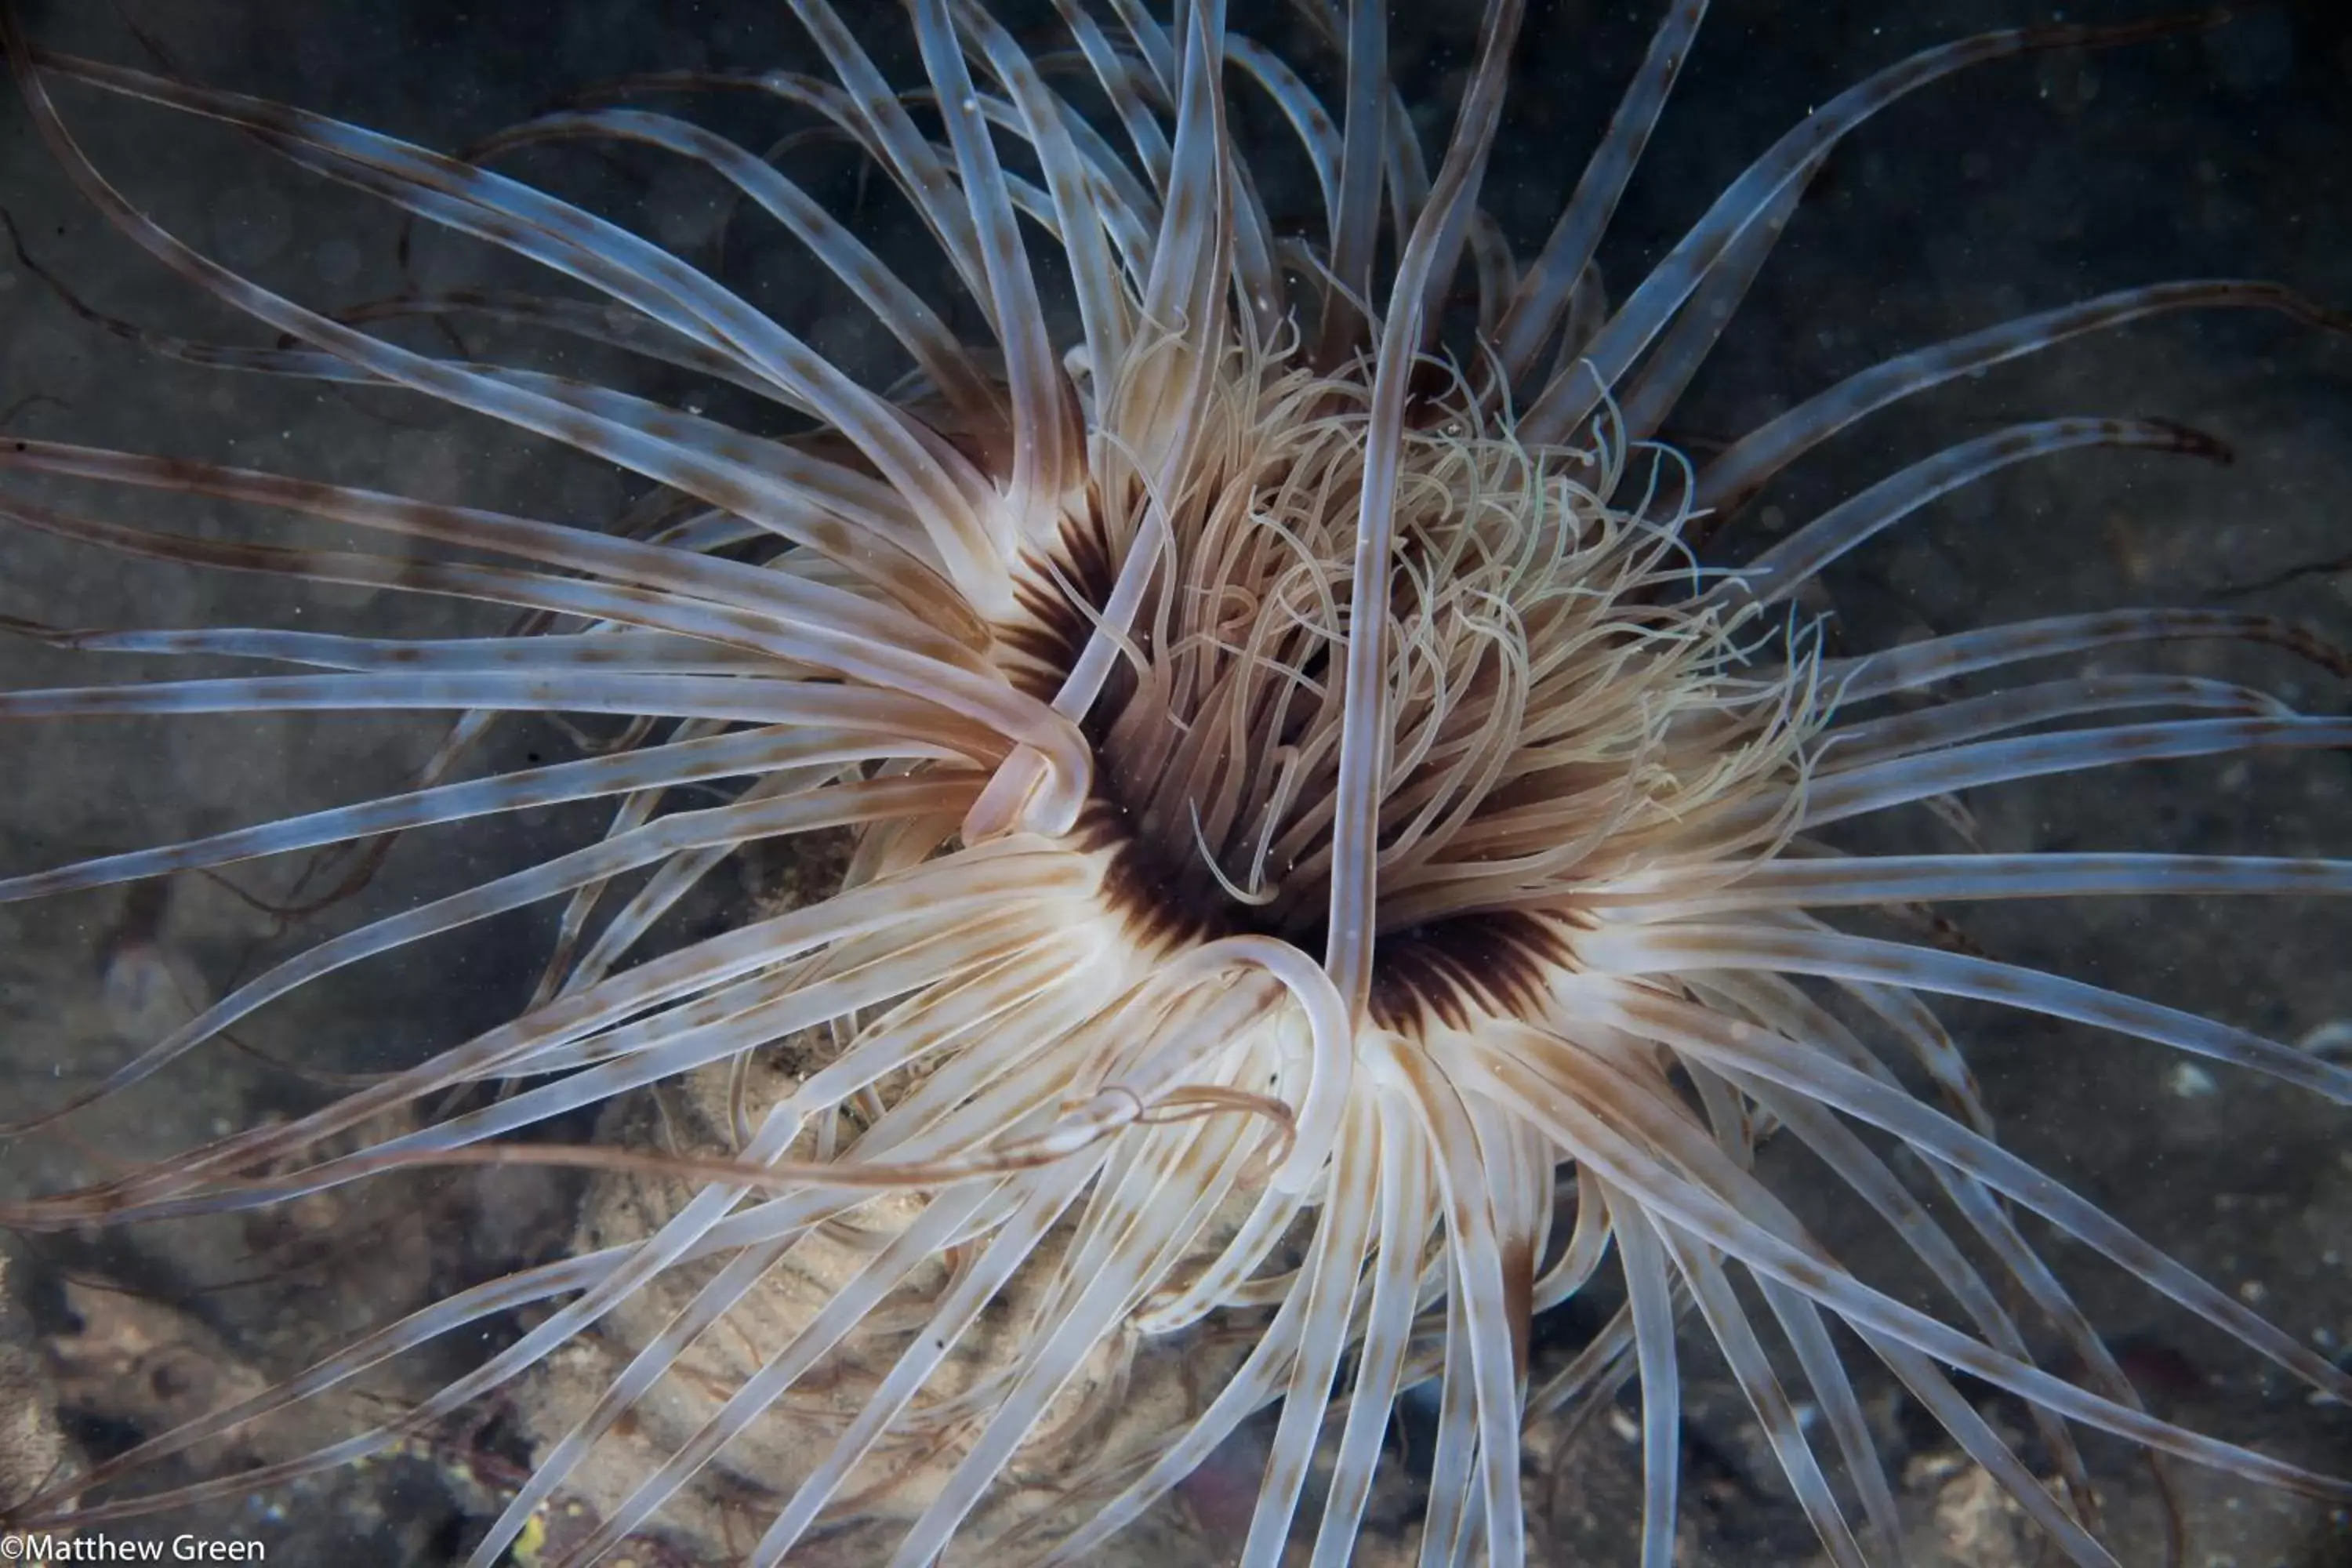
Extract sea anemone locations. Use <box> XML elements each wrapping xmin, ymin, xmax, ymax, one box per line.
<box><xmin>2</xmin><ymin>1</ymin><xmax>2348</xmax><ymax>1563</ymax></box>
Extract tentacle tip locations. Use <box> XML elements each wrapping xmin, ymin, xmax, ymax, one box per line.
<box><xmin>0</xmin><ymin>612</ymin><xmax>74</xmax><ymax>643</ymax></box>
<box><xmin>2149</xmin><ymin>419</ymin><xmax>2234</xmax><ymax>465</ymax></box>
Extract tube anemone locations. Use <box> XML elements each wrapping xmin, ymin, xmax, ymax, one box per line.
<box><xmin>1</xmin><ymin>2</ymin><xmax>2348</xmax><ymax>1564</ymax></box>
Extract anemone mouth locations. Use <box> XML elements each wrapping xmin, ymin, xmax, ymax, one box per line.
<box><xmin>0</xmin><ymin>2</ymin><xmax>2350</xmax><ymax>1566</ymax></box>
<box><xmin>1002</xmin><ymin>341</ymin><xmax>1816</xmax><ymax>999</ymax></box>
